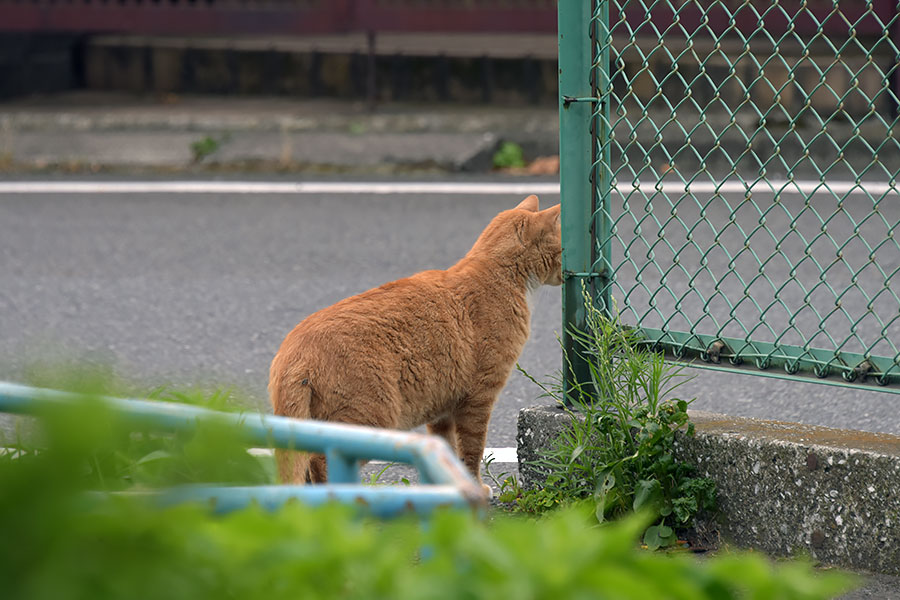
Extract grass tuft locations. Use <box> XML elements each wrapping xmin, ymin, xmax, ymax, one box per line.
<box><xmin>509</xmin><ymin>289</ymin><xmax>716</xmax><ymax>549</ymax></box>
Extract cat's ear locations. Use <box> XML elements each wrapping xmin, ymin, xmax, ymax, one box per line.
<box><xmin>542</xmin><ymin>203</ymin><xmax>561</xmax><ymax>224</ymax></box>
<box><xmin>516</xmin><ymin>195</ymin><xmax>540</xmax><ymax>212</ymax></box>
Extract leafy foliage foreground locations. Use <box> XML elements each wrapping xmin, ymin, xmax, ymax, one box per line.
<box><xmin>0</xmin><ymin>380</ymin><xmax>853</xmax><ymax>600</ymax></box>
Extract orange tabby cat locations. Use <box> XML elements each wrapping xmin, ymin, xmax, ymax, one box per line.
<box><xmin>269</xmin><ymin>195</ymin><xmax>562</xmax><ymax>495</ymax></box>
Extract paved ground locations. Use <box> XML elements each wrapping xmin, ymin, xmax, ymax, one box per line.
<box><xmin>1</xmin><ymin>181</ymin><xmax>898</xmax><ymax>446</ymax></box>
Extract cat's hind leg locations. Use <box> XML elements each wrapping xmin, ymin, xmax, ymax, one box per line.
<box><xmin>426</xmin><ymin>415</ymin><xmax>458</xmax><ymax>455</ymax></box>
<box><xmin>269</xmin><ymin>368</ymin><xmax>315</xmax><ymax>484</ymax></box>
<box><xmin>308</xmin><ymin>453</ymin><xmax>328</xmax><ymax>483</ymax></box>
<box><xmin>452</xmin><ymin>398</ymin><xmax>496</xmax><ymax>498</ymax></box>
<box><xmin>275</xmin><ymin>448</ymin><xmax>312</xmax><ymax>484</ymax></box>
<box><xmin>307</xmin><ymin>392</ymin><xmax>400</xmax><ymax>483</ymax></box>
<box><xmin>305</xmin><ymin>454</ymin><xmax>373</xmax><ymax>484</ymax></box>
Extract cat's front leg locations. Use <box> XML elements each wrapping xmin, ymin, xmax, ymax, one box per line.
<box><xmin>452</xmin><ymin>397</ymin><xmax>496</xmax><ymax>498</ymax></box>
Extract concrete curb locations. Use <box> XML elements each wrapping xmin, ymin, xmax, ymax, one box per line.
<box><xmin>517</xmin><ymin>405</ymin><xmax>900</xmax><ymax>575</ymax></box>
<box><xmin>0</xmin><ymin>94</ymin><xmax>558</xmax><ymax>173</ymax></box>
<box><xmin>1</xmin><ymin>93</ymin><xmax>893</xmax><ymax>175</ymax></box>
<box><xmin>0</xmin><ymin>129</ymin><xmax>501</xmax><ymax>173</ymax></box>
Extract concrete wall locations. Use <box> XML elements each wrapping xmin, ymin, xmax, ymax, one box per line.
<box><xmin>518</xmin><ymin>405</ymin><xmax>900</xmax><ymax>575</ymax></box>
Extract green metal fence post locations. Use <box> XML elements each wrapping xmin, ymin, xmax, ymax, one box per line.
<box><xmin>559</xmin><ymin>0</ymin><xmax>596</xmax><ymax>399</ymax></box>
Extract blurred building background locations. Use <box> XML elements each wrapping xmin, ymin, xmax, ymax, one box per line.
<box><xmin>0</xmin><ymin>0</ymin><xmax>895</xmax><ymax>120</ymax></box>
<box><xmin>0</xmin><ymin>1</ymin><xmax>558</xmax><ymax>104</ymax></box>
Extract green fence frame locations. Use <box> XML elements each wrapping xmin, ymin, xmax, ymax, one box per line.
<box><xmin>558</xmin><ymin>0</ymin><xmax>900</xmax><ymax>394</ymax></box>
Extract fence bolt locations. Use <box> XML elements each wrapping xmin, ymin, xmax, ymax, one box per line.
<box><xmin>705</xmin><ymin>340</ymin><xmax>729</xmax><ymax>364</ymax></box>
<box><xmin>851</xmin><ymin>360</ymin><xmax>874</xmax><ymax>382</ymax></box>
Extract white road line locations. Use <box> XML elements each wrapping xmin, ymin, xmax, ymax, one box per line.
<box><xmin>0</xmin><ymin>179</ymin><xmax>895</xmax><ymax>196</ymax></box>
<box><xmin>0</xmin><ymin>181</ymin><xmax>561</xmax><ymax>195</ymax></box>
<box><xmin>248</xmin><ymin>446</ymin><xmax>519</xmax><ymax>463</ymax></box>
<box><xmin>481</xmin><ymin>447</ymin><xmax>518</xmax><ymax>463</ymax></box>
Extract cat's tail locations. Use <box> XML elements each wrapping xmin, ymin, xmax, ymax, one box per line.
<box><xmin>269</xmin><ymin>370</ymin><xmax>317</xmax><ymax>484</ymax></box>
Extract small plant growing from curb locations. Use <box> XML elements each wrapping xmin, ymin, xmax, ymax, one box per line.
<box><xmin>190</xmin><ymin>135</ymin><xmax>223</xmax><ymax>163</ymax></box>
<box><xmin>513</xmin><ymin>292</ymin><xmax>716</xmax><ymax>550</ymax></box>
<box><xmin>492</xmin><ymin>141</ymin><xmax>526</xmax><ymax>169</ymax></box>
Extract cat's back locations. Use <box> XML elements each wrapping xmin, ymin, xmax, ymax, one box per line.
<box><xmin>297</xmin><ymin>268</ymin><xmax>464</xmax><ymax>332</ymax></box>
<box><xmin>270</xmin><ymin>268</ymin><xmax>477</xmax><ymax>425</ymax></box>
<box><xmin>273</xmin><ymin>268</ymin><xmax>473</xmax><ymax>372</ymax></box>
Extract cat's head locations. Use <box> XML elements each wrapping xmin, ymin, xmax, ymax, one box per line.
<box><xmin>512</xmin><ymin>195</ymin><xmax>563</xmax><ymax>286</ymax></box>
<box><xmin>470</xmin><ymin>195</ymin><xmax>562</xmax><ymax>287</ymax></box>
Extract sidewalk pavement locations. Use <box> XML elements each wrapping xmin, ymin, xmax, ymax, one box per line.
<box><xmin>0</xmin><ymin>92</ymin><xmax>559</xmax><ymax>174</ymax></box>
<box><xmin>2</xmin><ymin>90</ymin><xmax>892</xmax><ymax>179</ymax></box>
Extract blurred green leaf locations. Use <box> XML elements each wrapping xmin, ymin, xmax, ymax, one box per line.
<box><xmin>0</xmin><ymin>370</ymin><xmax>854</xmax><ymax>600</ymax></box>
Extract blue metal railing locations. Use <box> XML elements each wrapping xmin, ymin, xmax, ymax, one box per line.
<box><xmin>0</xmin><ymin>381</ymin><xmax>487</xmax><ymax>518</ymax></box>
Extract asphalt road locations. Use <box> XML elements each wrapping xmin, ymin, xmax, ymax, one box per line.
<box><xmin>1</xmin><ymin>178</ymin><xmax>898</xmax><ymax>458</ymax></box>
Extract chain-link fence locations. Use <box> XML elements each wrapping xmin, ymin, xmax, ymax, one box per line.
<box><xmin>559</xmin><ymin>0</ymin><xmax>900</xmax><ymax>392</ymax></box>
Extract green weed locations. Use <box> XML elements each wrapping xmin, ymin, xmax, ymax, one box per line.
<box><xmin>190</xmin><ymin>135</ymin><xmax>222</xmax><ymax>163</ymax></box>
<box><xmin>365</xmin><ymin>462</ymin><xmax>410</xmax><ymax>486</ymax></box>
<box><xmin>513</xmin><ymin>292</ymin><xmax>716</xmax><ymax>549</ymax></box>
<box><xmin>492</xmin><ymin>141</ymin><xmax>526</xmax><ymax>169</ymax></box>
<box><xmin>482</xmin><ymin>454</ymin><xmax>523</xmax><ymax>504</ymax></box>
